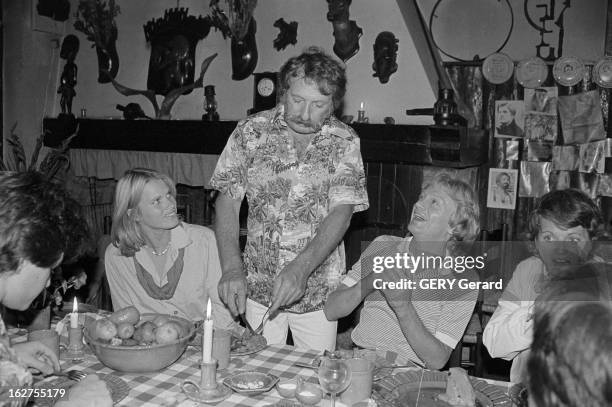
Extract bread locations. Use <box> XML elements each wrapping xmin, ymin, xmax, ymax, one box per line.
<box><xmin>437</xmin><ymin>367</ymin><xmax>476</xmax><ymax>407</ymax></box>
<box><xmin>54</xmin><ymin>374</ymin><xmax>112</xmax><ymax>407</ymax></box>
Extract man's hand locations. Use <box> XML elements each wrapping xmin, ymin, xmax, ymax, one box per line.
<box><xmin>269</xmin><ymin>261</ymin><xmax>309</xmax><ymax>315</ymax></box>
<box><xmin>218</xmin><ymin>269</ymin><xmax>248</xmax><ymax>316</ymax></box>
<box><xmin>379</xmin><ymin>267</ymin><xmax>412</xmax><ymax>312</ymax></box>
<box><xmin>13</xmin><ymin>341</ymin><xmax>60</xmax><ymax>375</ymax></box>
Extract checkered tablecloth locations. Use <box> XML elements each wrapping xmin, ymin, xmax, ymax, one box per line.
<box><xmin>9</xmin><ymin>324</ymin><xmax>322</xmax><ymax>406</ymax></box>
<box><xmin>10</xmin><ymin>326</ymin><xmax>513</xmax><ymax>407</ymax></box>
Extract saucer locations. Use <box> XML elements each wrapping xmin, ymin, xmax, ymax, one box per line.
<box><xmin>593</xmin><ymin>57</ymin><xmax>612</xmax><ymax>88</ymax></box>
<box><xmin>482</xmin><ymin>53</ymin><xmax>514</xmax><ymax>84</ymax></box>
<box><xmin>553</xmin><ymin>56</ymin><xmax>585</xmax><ymax>86</ymax></box>
<box><xmin>516</xmin><ymin>57</ymin><xmax>548</xmax><ymax>88</ymax></box>
<box><xmin>182</xmin><ymin>380</ymin><xmax>232</xmax><ymax>404</ymax></box>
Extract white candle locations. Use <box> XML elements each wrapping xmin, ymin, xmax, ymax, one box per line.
<box><xmin>360</xmin><ymin>102</ymin><xmax>365</xmax><ymax>111</ymax></box>
<box><xmin>70</xmin><ymin>297</ymin><xmax>79</xmax><ymax>328</ymax></box>
<box><xmin>202</xmin><ymin>298</ymin><xmax>214</xmax><ymax>363</ymax></box>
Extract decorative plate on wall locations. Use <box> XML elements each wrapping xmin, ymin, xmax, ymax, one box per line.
<box><xmin>593</xmin><ymin>57</ymin><xmax>612</xmax><ymax>88</ymax></box>
<box><xmin>482</xmin><ymin>53</ymin><xmax>514</xmax><ymax>84</ymax></box>
<box><xmin>515</xmin><ymin>57</ymin><xmax>548</xmax><ymax>88</ymax></box>
<box><xmin>552</xmin><ymin>56</ymin><xmax>585</xmax><ymax>86</ymax></box>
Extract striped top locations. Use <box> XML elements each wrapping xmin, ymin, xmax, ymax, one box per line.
<box><xmin>344</xmin><ymin>235</ymin><xmax>478</xmax><ymax>365</ymax></box>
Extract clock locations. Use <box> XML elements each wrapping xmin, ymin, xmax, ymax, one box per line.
<box><xmin>251</xmin><ymin>72</ymin><xmax>279</xmax><ymax>113</ymax></box>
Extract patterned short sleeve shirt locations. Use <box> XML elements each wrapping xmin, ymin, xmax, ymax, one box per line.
<box><xmin>210</xmin><ymin>105</ymin><xmax>369</xmax><ymax>313</ymax></box>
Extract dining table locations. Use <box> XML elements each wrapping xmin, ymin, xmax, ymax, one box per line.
<box><xmin>8</xmin><ymin>320</ymin><xmax>517</xmax><ymax>407</ymax></box>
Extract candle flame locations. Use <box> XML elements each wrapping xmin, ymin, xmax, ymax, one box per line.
<box><xmin>360</xmin><ymin>102</ymin><xmax>365</xmax><ymax>110</ymax></box>
<box><xmin>73</xmin><ymin>297</ymin><xmax>78</xmax><ymax>313</ymax></box>
<box><xmin>206</xmin><ymin>298</ymin><xmax>212</xmax><ymax>320</ymax></box>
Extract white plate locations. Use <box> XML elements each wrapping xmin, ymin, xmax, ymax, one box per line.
<box><xmin>482</xmin><ymin>53</ymin><xmax>514</xmax><ymax>84</ymax></box>
<box><xmin>593</xmin><ymin>57</ymin><xmax>612</xmax><ymax>88</ymax></box>
<box><xmin>515</xmin><ymin>57</ymin><xmax>548</xmax><ymax>88</ymax></box>
<box><xmin>553</xmin><ymin>56</ymin><xmax>585</xmax><ymax>86</ymax></box>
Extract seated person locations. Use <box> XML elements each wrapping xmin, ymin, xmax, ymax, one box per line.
<box><xmin>483</xmin><ymin>189</ymin><xmax>602</xmax><ymax>383</ymax></box>
<box><xmin>0</xmin><ymin>172</ymin><xmax>87</xmax><ymax>399</ymax></box>
<box><xmin>105</xmin><ymin>168</ymin><xmax>233</xmax><ymax>328</ymax></box>
<box><xmin>526</xmin><ymin>279</ymin><xmax>612</xmax><ymax>407</ymax></box>
<box><xmin>325</xmin><ymin>174</ymin><xmax>480</xmax><ymax>369</ymax></box>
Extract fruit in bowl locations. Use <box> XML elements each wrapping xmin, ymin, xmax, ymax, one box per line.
<box><xmin>83</xmin><ymin>309</ymin><xmax>195</xmax><ymax>372</ymax></box>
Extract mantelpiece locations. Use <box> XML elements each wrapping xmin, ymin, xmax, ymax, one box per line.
<box><xmin>42</xmin><ymin>118</ymin><xmax>488</xmax><ymax>168</ymax></box>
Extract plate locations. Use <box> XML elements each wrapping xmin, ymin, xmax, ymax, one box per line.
<box><xmin>230</xmin><ymin>333</ymin><xmax>267</xmax><ymax>356</ymax></box>
<box><xmin>373</xmin><ymin>370</ymin><xmax>512</xmax><ymax>407</ymax></box>
<box><xmin>34</xmin><ymin>373</ymin><xmax>130</xmax><ymax>406</ymax></box>
<box><xmin>515</xmin><ymin>57</ymin><xmax>548</xmax><ymax>88</ymax></box>
<box><xmin>223</xmin><ymin>371</ymin><xmax>279</xmax><ymax>395</ymax></box>
<box><xmin>552</xmin><ymin>56</ymin><xmax>585</xmax><ymax>86</ymax></box>
<box><xmin>593</xmin><ymin>57</ymin><xmax>612</xmax><ymax>88</ymax></box>
<box><xmin>482</xmin><ymin>53</ymin><xmax>514</xmax><ymax>84</ymax></box>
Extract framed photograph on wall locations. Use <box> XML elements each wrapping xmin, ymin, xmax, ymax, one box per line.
<box><xmin>494</xmin><ymin>100</ymin><xmax>525</xmax><ymax>139</ymax></box>
<box><xmin>487</xmin><ymin>168</ymin><xmax>518</xmax><ymax>210</ymax></box>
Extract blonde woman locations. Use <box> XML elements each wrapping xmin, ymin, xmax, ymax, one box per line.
<box><xmin>105</xmin><ymin>168</ymin><xmax>232</xmax><ymax>328</ymax></box>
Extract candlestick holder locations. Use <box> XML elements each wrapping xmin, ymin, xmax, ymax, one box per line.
<box><xmin>64</xmin><ymin>326</ymin><xmax>85</xmax><ymax>360</ymax></box>
<box><xmin>181</xmin><ymin>359</ymin><xmax>232</xmax><ymax>403</ymax></box>
<box><xmin>357</xmin><ymin>110</ymin><xmax>369</xmax><ymax>123</ymax></box>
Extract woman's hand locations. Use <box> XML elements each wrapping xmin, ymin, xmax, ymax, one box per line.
<box><xmin>13</xmin><ymin>341</ymin><xmax>60</xmax><ymax>375</ymax></box>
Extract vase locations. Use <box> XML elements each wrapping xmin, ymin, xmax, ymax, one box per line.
<box><xmin>96</xmin><ymin>27</ymin><xmax>120</xmax><ymax>84</ymax></box>
<box><xmin>231</xmin><ymin>18</ymin><xmax>258</xmax><ymax>81</ymax></box>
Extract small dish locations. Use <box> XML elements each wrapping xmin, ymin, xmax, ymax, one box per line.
<box><xmin>553</xmin><ymin>56</ymin><xmax>585</xmax><ymax>86</ymax></box>
<box><xmin>516</xmin><ymin>57</ymin><xmax>548</xmax><ymax>88</ymax></box>
<box><xmin>482</xmin><ymin>52</ymin><xmax>514</xmax><ymax>84</ymax></box>
<box><xmin>223</xmin><ymin>371</ymin><xmax>279</xmax><ymax>395</ymax></box>
<box><xmin>230</xmin><ymin>332</ymin><xmax>267</xmax><ymax>356</ymax></box>
<box><xmin>295</xmin><ymin>382</ymin><xmax>323</xmax><ymax>405</ymax></box>
<box><xmin>277</xmin><ymin>379</ymin><xmax>297</xmax><ymax>398</ymax></box>
<box><xmin>593</xmin><ymin>57</ymin><xmax>612</xmax><ymax>88</ymax></box>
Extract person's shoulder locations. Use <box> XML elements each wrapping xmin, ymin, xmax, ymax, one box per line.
<box><xmin>182</xmin><ymin>222</ymin><xmax>215</xmax><ymax>239</ymax></box>
<box><xmin>512</xmin><ymin>256</ymin><xmax>543</xmax><ymax>276</ymax></box>
<box><xmin>104</xmin><ymin>242</ymin><xmax>121</xmax><ymax>258</ymax></box>
<box><xmin>323</xmin><ymin>116</ymin><xmax>360</xmax><ymax>141</ymax></box>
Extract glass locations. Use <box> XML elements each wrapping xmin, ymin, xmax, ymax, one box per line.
<box><xmin>317</xmin><ymin>357</ymin><xmax>351</xmax><ymax>407</ymax></box>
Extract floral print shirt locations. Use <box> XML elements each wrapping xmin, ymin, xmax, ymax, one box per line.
<box><xmin>1</xmin><ymin>317</ymin><xmax>32</xmax><ymax>404</ymax></box>
<box><xmin>210</xmin><ymin>105</ymin><xmax>369</xmax><ymax>313</ymax></box>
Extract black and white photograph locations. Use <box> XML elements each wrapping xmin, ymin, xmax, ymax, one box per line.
<box><xmin>495</xmin><ymin>100</ymin><xmax>525</xmax><ymax>138</ymax></box>
<box><xmin>2</xmin><ymin>0</ymin><xmax>612</xmax><ymax>404</ymax></box>
<box><xmin>524</xmin><ymin>87</ymin><xmax>558</xmax><ymax>114</ymax></box>
<box><xmin>487</xmin><ymin>168</ymin><xmax>518</xmax><ymax>209</ymax></box>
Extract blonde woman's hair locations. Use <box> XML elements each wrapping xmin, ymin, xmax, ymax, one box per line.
<box><xmin>111</xmin><ymin>168</ymin><xmax>176</xmax><ymax>257</ymax></box>
<box><xmin>423</xmin><ymin>173</ymin><xmax>480</xmax><ymax>244</ymax></box>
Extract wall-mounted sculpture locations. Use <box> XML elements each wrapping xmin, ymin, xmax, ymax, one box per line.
<box><xmin>326</xmin><ymin>0</ymin><xmax>362</xmax><ymax>62</ymax></box>
<box><xmin>144</xmin><ymin>8</ymin><xmax>212</xmax><ymax>96</ymax></box>
<box><xmin>524</xmin><ymin>0</ymin><xmax>572</xmax><ymax>60</ymax></box>
<box><xmin>57</xmin><ymin>35</ymin><xmax>79</xmax><ymax>117</ymax></box>
<box><xmin>102</xmin><ymin>53</ymin><xmax>218</xmax><ymax>120</ymax></box>
<box><xmin>372</xmin><ymin>32</ymin><xmax>398</xmax><ymax>84</ymax></box>
<box><xmin>74</xmin><ymin>0</ymin><xmax>120</xmax><ymax>83</ymax></box>
<box><xmin>273</xmin><ymin>18</ymin><xmax>298</xmax><ymax>51</ymax></box>
<box><xmin>209</xmin><ymin>0</ymin><xmax>258</xmax><ymax>81</ymax></box>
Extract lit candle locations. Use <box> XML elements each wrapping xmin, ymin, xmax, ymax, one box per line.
<box><xmin>202</xmin><ymin>298</ymin><xmax>214</xmax><ymax>363</ymax></box>
<box><xmin>360</xmin><ymin>102</ymin><xmax>365</xmax><ymax>111</ymax></box>
<box><xmin>70</xmin><ymin>297</ymin><xmax>79</xmax><ymax>328</ymax></box>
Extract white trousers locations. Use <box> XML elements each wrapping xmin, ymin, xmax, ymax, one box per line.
<box><xmin>246</xmin><ymin>299</ymin><xmax>337</xmax><ymax>352</ymax></box>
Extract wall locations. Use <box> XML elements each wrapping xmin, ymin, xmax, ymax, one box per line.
<box><xmin>3</xmin><ymin>0</ymin><xmax>608</xmax><ymax>161</ymax></box>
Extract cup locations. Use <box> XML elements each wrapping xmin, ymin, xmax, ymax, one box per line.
<box><xmin>28</xmin><ymin>329</ymin><xmax>60</xmax><ymax>359</ymax></box>
<box><xmin>340</xmin><ymin>358</ymin><xmax>374</xmax><ymax>405</ymax></box>
<box><xmin>211</xmin><ymin>329</ymin><xmax>231</xmax><ymax>369</ymax></box>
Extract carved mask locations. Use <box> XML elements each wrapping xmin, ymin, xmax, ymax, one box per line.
<box><xmin>372</xmin><ymin>32</ymin><xmax>399</xmax><ymax>84</ymax></box>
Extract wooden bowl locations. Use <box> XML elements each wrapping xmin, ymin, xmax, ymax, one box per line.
<box><xmin>83</xmin><ymin>313</ymin><xmax>195</xmax><ymax>373</ymax></box>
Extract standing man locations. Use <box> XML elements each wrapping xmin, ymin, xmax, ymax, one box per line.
<box><xmin>210</xmin><ymin>47</ymin><xmax>369</xmax><ymax>351</ymax></box>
